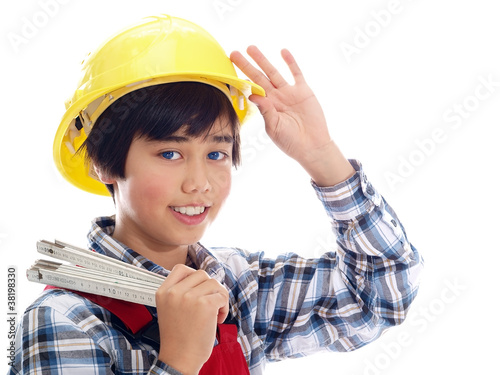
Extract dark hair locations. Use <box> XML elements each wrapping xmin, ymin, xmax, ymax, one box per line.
<box><xmin>81</xmin><ymin>82</ymin><xmax>240</xmax><ymax>196</ymax></box>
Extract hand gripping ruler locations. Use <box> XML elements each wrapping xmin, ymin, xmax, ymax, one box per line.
<box><xmin>27</xmin><ymin>240</ymin><xmax>165</xmax><ymax>306</ymax></box>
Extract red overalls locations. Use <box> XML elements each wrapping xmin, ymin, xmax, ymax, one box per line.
<box><xmin>45</xmin><ymin>286</ymin><xmax>250</xmax><ymax>374</ymax></box>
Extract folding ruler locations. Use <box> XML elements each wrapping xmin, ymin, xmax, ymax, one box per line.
<box><xmin>27</xmin><ymin>240</ymin><xmax>165</xmax><ymax>306</ymax></box>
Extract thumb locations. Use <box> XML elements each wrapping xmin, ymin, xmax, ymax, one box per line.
<box><xmin>248</xmin><ymin>94</ymin><xmax>276</xmax><ymax>124</ymax></box>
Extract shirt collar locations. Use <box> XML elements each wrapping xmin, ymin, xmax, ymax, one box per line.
<box><xmin>87</xmin><ymin>216</ymin><xmax>226</xmax><ymax>283</ymax></box>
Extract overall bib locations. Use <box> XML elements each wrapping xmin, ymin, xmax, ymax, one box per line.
<box><xmin>45</xmin><ymin>286</ymin><xmax>250</xmax><ymax>374</ymax></box>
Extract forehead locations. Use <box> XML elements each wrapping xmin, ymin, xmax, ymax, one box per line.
<box><xmin>174</xmin><ymin>117</ymin><xmax>235</xmax><ymax>141</ymax></box>
<box><xmin>136</xmin><ymin>119</ymin><xmax>235</xmax><ymax>148</ymax></box>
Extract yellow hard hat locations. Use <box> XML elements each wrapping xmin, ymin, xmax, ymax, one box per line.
<box><xmin>53</xmin><ymin>14</ymin><xmax>265</xmax><ymax>196</ymax></box>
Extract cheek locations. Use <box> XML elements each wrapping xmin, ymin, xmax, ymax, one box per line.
<box><xmin>211</xmin><ymin>168</ymin><xmax>232</xmax><ymax>199</ymax></box>
<box><xmin>124</xmin><ymin>174</ymin><xmax>175</xmax><ymax>209</ymax></box>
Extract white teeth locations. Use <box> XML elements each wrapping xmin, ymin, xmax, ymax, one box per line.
<box><xmin>172</xmin><ymin>206</ymin><xmax>206</xmax><ymax>216</ymax></box>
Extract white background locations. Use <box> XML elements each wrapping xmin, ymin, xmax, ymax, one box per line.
<box><xmin>1</xmin><ymin>0</ymin><xmax>499</xmax><ymax>373</ymax></box>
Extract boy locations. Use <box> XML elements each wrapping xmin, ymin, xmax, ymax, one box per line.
<box><xmin>9</xmin><ymin>15</ymin><xmax>423</xmax><ymax>375</ymax></box>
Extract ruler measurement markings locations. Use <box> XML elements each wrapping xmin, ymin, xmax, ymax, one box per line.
<box><xmin>27</xmin><ymin>266</ymin><xmax>157</xmax><ymax>306</ymax></box>
<box><xmin>37</xmin><ymin>240</ymin><xmax>165</xmax><ymax>283</ymax></box>
<box><xmin>42</xmin><ymin>263</ymin><xmax>161</xmax><ymax>290</ymax></box>
<box><xmin>28</xmin><ymin>240</ymin><xmax>164</xmax><ymax>306</ymax></box>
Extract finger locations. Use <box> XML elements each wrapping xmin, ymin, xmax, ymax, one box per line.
<box><xmin>200</xmin><ymin>284</ymin><xmax>229</xmax><ymax>324</ymax></box>
<box><xmin>170</xmin><ymin>269</ymin><xmax>213</xmax><ymax>294</ymax></box>
<box><xmin>247</xmin><ymin>94</ymin><xmax>277</xmax><ymax>124</ymax></box>
<box><xmin>246</xmin><ymin>45</ymin><xmax>289</xmax><ymax>89</ymax></box>
<box><xmin>281</xmin><ymin>48</ymin><xmax>306</xmax><ymax>85</ymax></box>
<box><xmin>185</xmin><ymin>279</ymin><xmax>229</xmax><ymax>323</ymax></box>
<box><xmin>157</xmin><ymin>267</ymin><xmax>210</xmax><ymax>303</ymax></box>
<box><xmin>230</xmin><ymin>50</ymin><xmax>275</xmax><ymax>92</ymax></box>
<box><xmin>161</xmin><ymin>264</ymin><xmax>197</xmax><ymax>289</ymax></box>
<box><xmin>216</xmin><ymin>296</ymin><xmax>229</xmax><ymax>324</ymax></box>
<box><xmin>156</xmin><ymin>265</ymin><xmax>194</xmax><ymax>304</ymax></box>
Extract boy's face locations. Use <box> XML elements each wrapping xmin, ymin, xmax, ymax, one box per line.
<box><xmin>110</xmin><ymin>117</ymin><xmax>234</xmax><ymax>259</ymax></box>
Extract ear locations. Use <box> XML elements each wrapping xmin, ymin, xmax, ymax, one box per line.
<box><xmin>92</xmin><ymin>164</ymin><xmax>116</xmax><ymax>184</ymax></box>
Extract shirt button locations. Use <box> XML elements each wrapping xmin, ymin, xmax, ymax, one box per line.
<box><xmin>391</xmin><ymin>219</ymin><xmax>397</xmax><ymax>227</ymax></box>
<box><xmin>366</xmin><ymin>185</ymin><xmax>375</xmax><ymax>195</ymax></box>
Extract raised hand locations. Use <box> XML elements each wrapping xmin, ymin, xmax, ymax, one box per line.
<box><xmin>231</xmin><ymin>46</ymin><xmax>330</xmax><ymax>162</ymax></box>
<box><xmin>231</xmin><ymin>46</ymin><xmax>355</xmax><ymax>187</ymax></box>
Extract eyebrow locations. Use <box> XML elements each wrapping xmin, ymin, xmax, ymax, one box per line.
<box><xmin>159</xmin><ymin>135</ymin><xmax>234</xmax><ymax>144</ymax></box>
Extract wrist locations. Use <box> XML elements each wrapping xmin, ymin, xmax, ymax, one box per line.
<box><xmin>158</xmin><ymin>349</ymin><xmax>202</xmax><ymax>375</ymax></box>
<box><xmin>298</xmin><ymin>140</ymin><xmax>355</xmax><ymax>187</ymax></box>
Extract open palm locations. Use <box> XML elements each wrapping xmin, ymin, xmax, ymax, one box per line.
<box><xmin>230</xmin><ymin>46</ymin><xmax>332</xmax><ymax>164</ymax></box>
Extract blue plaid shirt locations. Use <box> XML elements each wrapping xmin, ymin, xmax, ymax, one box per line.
<box><xmin>9</xmin><ymin>160</ymin><xmax>423</xmax><ymax>375</ymax></box>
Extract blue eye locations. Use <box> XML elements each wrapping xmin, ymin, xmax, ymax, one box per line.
<box><xmin>207</xmin><ymin>151</ymin><xmax>226</xmax><ymax>160</ymax></box>
<box><xmin>161</xmin><ymin>151</ymin><xmax>181</xmax><ymax>160</ymax></box>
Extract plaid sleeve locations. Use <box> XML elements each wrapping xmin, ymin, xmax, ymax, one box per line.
<box><xmin>14</xmin><ymin>304</ymin><xmax>113</xmax><ymax>374</ymax></box>
<box><xmin>229</xmin><ymin>160</ymin><xmax>423</xmax><ymax>365</ymax></box>
<box><xmin>311</xmin><ymin>159</ymin><xmax>423</xmax><ymax>325</ymax></box>
<box><xmin>8</xmin><ymin>291</ymin><xmax>181</xmax><ymax>375</ymax></box>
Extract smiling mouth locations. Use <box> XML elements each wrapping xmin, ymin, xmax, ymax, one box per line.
<box><xmin>171</xmin><ymin>206</ymin><xmax>207</xmax><ymax>216</ymax></box>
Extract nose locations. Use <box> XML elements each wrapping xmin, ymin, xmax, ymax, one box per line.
<box><xmin>181</xmin><ymin>160</ymin><xmax>211</xmax><ymax>194</ymax></box>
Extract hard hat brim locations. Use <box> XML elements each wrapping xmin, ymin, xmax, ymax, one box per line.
<box><xmin>54</xmin><ymin>74</ymin><xmax>265</xmax><ymax>196</ymax></box>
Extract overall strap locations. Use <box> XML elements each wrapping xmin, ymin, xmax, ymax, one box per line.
<box><xmin>199</xmin><ymin>324</ymin><xmax>250</xmax><ymax>375</ymax></box>
<box><xmin>44</xmin><ymin>285</ymin><xmax>152</xmax><ymax>334</ymax></box>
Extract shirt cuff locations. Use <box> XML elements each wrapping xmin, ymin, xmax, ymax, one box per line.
<box><xmin>149</xmin><ymin>358</ymin><xmax>183</xmax><ymax>375</ymax></box>
<box><xmin>311</xmin><ymin>159</ymin><xmax>382</xmax><ymax>221</ymax></box>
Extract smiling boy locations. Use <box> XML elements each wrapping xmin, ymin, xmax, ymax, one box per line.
<box><xmin>89</xmin><ymin>84</ymin><xmax>238</xmax><ymax>271</ymax></box>
<box><xmin>9</xmin><ymin>15</ymin><xmax>423</xmax><ymax>375</ymax></box>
